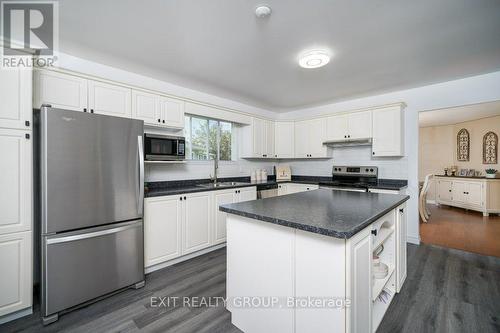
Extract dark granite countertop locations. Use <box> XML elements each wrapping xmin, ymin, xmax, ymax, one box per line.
<box><xmin>434</xmin><ymin>174</ymin><xmax>498</xmax><ymax>180</ymax></box>
<box><xmin>145</xmin><ymin>176</ymin><xmax>408</xmax><ymax>198</ymax></box>
<box><xmin>219</xmin><ymin>189</ymin><xmax>409</xmax><ymax>239</ymax></box>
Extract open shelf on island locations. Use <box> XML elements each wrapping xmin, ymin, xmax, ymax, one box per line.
<box><xmin>372</xmin><ymin>226</ymin><xmax>395</xmax><ymax>251</ymax></box>
<box><xmin>372</xmin><ymin>264</ymin><xmax>395</xmax><ymax>301</ymax></box>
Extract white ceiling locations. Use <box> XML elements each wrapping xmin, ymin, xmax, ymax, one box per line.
<box><xmin>58</xmin><ymin>0</ymin><xmax>500</xmax><ymax>112</ymax></box>
<box><xmin>419</xmin><ymin>101</ymin><xmax>500</xmax><ymax>127</ymax></box>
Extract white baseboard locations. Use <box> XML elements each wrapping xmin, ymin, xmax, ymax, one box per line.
<box><xmin>0</xmin><ymin>307</ymin><xmax>32</xmax><ymax>325</ymax></box>
<box><xmin>407</xmin><ymin>235</ymin><xmax>420</xmax><ymax>245</ymax></box>
<box><xmin>145</xmin><ymin>243</ymin><xmax>226</xmax><ymax>274</ymax></box>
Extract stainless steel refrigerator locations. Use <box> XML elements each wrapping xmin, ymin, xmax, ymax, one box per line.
<box><xmin>35</xmin><ymin>106</ymin><xmax>145</xmax><ymax>325</ymax></box>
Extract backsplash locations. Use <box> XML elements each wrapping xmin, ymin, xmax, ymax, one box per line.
<box><xmin>146</xmin><ymin>147</ymin><xmax>408</xmax><ymax>182</ymax></box>
<box><xmin>279</xmin><ymin>146</ymin><xmax>408</xmax><ymax>179</ymax></box>
<box><xmin>145</xmin><ymin>159</ymin><xmax>275</xmax><ymax>182</ymax></box>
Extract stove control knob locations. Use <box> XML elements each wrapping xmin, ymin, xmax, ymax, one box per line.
<box><xmin>370</xmin><ymin>168</ymin><xmax>374</xmax><ymax>172</ymax></box>
<box><xmin>365</xmin><ymin>168</ymin><xmax>369</xmax><ymax>172</ymax></box>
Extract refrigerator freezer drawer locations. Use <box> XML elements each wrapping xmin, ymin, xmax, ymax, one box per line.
<box><xmin>42</xmin><ymin>220</ymin><xmax>144</xmax><ymax>316</ymax></box>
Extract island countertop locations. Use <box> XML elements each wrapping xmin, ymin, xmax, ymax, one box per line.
<box><xmin>219</xmin><ymin>188</ymin><xmax>410</xmax><ymax>239</ymax></box>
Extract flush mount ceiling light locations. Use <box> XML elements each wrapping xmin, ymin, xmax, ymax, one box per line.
<box><xmin>255</xmin><ymin>5</ymin><xmax>272</xmax><ymax>18</ymax></box>
<box><xmin>298</xmin><ymin>50</ymin><xmax>331</xmax><ymax>69</ymax></box>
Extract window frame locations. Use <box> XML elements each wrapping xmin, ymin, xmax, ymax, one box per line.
<box><xmin>184</xmin><ymin>114</ymin><xmax>236</xmax><ymax>162</ymax></box>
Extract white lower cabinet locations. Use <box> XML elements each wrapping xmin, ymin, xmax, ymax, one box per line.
<box><xmin>182</xmin><ymin>192</ymin><xmax>211</xmax><ymax>255</ymax></box>
<box><xmin>0</xmin><ymin>231</ymin><xmax>32</xmax><ymax>317</ymax></box>
<box><xmin>346</xmin><ymin>226</ymin><xmax>372</xmax><ymax>333</ymax></box>
<box><xmin>396</xmin><ymin>203</ymin><xmax>407</xmax><ymax>292</ymax></box>
<box><xmin>144</xmin><ymin>196</ymin><xmax>182</xmax><ymax>267</ymax></box>
<box><xmin>144</xmin><ymin>187</ymin><xmax>256</xmax><ymax>270</ymax></box>
<box><xmin>435</xmin><ymin>177</ymin><xmax>492</xmax><ymax>214</ymax></box>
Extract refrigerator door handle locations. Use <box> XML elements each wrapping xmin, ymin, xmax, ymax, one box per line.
<box><xmin>138</xmin><ymin>135</ymin><xmax>144</xmax><ymax>216</ymax></box>
<box><xmin>46</xmin><ymin>221</ymin><xmax>142</xmax><ymax>245</ymax></box>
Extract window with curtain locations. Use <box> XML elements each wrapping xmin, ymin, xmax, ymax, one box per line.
<box><xmin>184</xmin><ymin>115</ymin><xmax>234</xmax><ymax>161</ymax></box>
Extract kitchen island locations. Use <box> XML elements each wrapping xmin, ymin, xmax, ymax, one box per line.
<box><xmin>219</xmin><ymin>189</ymin><xmax>409</xmax><ymax>333</ymax></box>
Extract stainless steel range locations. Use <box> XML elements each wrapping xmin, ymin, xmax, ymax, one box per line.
<box><xmin>319</xmin><ymin>166</ymin><xmax>378</xmax><ymax>192</ymax></box>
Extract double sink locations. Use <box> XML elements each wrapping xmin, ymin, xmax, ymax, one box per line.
<box><xmin>196</xmin><ymin>181</ymin><xmax>248</xmax><ymax>189</ymax></box>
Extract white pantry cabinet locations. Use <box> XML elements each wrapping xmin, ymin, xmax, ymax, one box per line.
<box><xmin>274</xmin><ymin>122</ymin><xmax>294</xmax><ymax>158</ymax></box>
<box><xmin>372</xmin><ymin>106</ymin><xmax>404</xmax><ymax>157</ymax></box>
<box><xmin>294</xmin><ymin>119</ymin><xmax>328</xmax><ymax>158</ymax></box>
<box><xmin>88</xmin><ymin>80</ymin><xmax>131</xmax><ymax>118</ymax></box>
<box><xmin>326</xmin><ymin>111</ymin><xmax>372</xmax><ymax>141</ymax></box>
<box><xmin>0</xmin><ymin>231</ymin><xmax>32</xmax><ymax>317</ymax></box>
<box><xmin>0</xmin><ymin>129</ymin><xmax>32</xmax><ymax>235</ymax></box>
<box><xmin>0</xmin><ymin>68</ymin><xmax>32</xmax><ymax>130</ymax></box>
<box><xmin>144</xmin><ymin>196</ymin><xmax>182</xmax><ymax>267</ymax></box>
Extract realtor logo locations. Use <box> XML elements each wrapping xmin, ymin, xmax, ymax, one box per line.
<box><xmin>1</xmin><ymin>1</ymin><xmax>58</xmax><ymax>68</ymax></box>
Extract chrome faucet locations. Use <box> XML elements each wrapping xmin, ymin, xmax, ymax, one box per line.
<box><xmin>210</xmin><ymin>150</ymin><xmax>219</xmax><ymax>184</ymax></box>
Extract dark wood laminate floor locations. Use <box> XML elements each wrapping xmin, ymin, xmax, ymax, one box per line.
<box><xmin>1</xmin><ymin>244</ymin><xmax>499</xmax><ymax>333</ymax></box>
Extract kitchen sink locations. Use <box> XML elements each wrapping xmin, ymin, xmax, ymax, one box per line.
<box><xmin>196</xmin><ymin>182</ymin><xmax>247</xmax><ymax>188</ymax></box>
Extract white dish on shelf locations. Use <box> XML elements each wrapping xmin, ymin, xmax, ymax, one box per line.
<box><xmin>373</xmin><ymin>262</ymin><xmax>389</xmax><ymax>279</ymax></box>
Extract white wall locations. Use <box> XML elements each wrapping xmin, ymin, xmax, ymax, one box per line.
<box><xmin>278</xmin><ymin>70</ymin><xmax>500</xmax><ymax>245</ymax></box>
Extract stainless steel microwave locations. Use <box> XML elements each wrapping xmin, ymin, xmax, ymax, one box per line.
<box><xmin>144</xmin><ymin>134</ymin><xmax>185</xmax><ymax>161</ymax></box>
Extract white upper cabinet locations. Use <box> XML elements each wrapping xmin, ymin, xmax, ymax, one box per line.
<box><xmin>159</xmin><ymin>96</ymin><xmax>185</xmax><ymax>128</ymax></box>
<box><xmin>326</xmin><ymin>111</ymin><xmax>371</xmax><ymax>141</ymax></box>
<box><xmin>294</xmin><ymin>119</ymin><xmax>328</xmax><ymax>158</ymax></box>
<box><xmin>34</xmin><ymin>70</ymin><xmax>87</xmax><ymax>111</ymax></box>
<box><xmin>274</xmin><ymin>122</ymin><xmax>294</xmax><ymax>158</ymax></box>
<box><xmin>372</xmin><ymin>106</ymin><xmax>404</xmax><ymax>157</ymax></box>
<box><xmin>131</xmin><ymin>90</ymin><xmax>161</xmax><ymax>126</ymax></box>
<box><xmin>326</xmin><ymin>114</ymin><xmax>348</xmax><ymax>141</ymax></box>
<box><xmin>348</xmin><ymin>111</ymin><xmax>372</xmax><ymax>140</ymax></box>
<box><xmin>0</xmin><ymin>129</ymin><xmax>32</xmax><ymax>235</ymax></box>
<box><xmin>131</xmin><ymin>91</ymin><xmax>185</xmax><ymax>128</ymax></box>
<box><xmin>88</xmin><ymin>80</ymin><xmax>132</xmax><ymax>118</ymax></box>
<box><xmin>240</xmin><ymin>117</ymin><xmax>275</xmax><ymax>158</ymax></box>
<box><xmin>0</xmin><ymin>68</ymin><xmax>32</xmax><ymax>130</ymax></box>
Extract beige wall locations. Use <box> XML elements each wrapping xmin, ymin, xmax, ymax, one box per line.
<box><xmin>419</xmin><ymin>115</ymin><xmax>500</xmax><ymax>200</ymax></box>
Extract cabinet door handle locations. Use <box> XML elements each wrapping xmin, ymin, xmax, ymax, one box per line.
<box><xmin>449</xmin><ymin>190</ymin><xmax>452</xmax><ymax>192</ymax></box>
<box><xmin>158</xmin><ymin>119</ymin><xmax>161</xmax><ymax>123</ymax></box>
<box><xmin>399</xmin><ymin>208</ymin><xmax>404</xmax><ymax>213</ymax></box>
<box><xmin>25</xmin><ymin>133</ymin><xmax>30</xmax><ymax>139</ymax></box>
<box><xmin>371</xmin><ymin>229</ymin><xmax>378</xmax><ymax>236</ymax></box>
<box><xmin>25</xmin><ymin>120</ymin><xmax>30</xmax><ymax>127</ymax></box>
<box><xmin>180</xmin><ymin>197</ymin><xmax>182</xmax><ymax>201</ymax></box>
<box><xmin>372</xmin><ymin>152</ymin><xmax>375</xmax><ymax>155</ymax></box>
<box><xmin>83</xmin><ymin>108</ymin><xmax>87</xmax><ymax>112</ymax></box>
<box><xmin>162</xmin><ymin>120</ymin><xmax>165</xmax><ymax>124</ymax></box>
<box><xmin>90</xmin><ymin>109</ymin><xmax>94</xmax><ymax>113</ymax></box>
<box><xmin>348</xmin><ymin>135</ymin><xmax>351</xmax><ymax>138</ymax></box>
<box><xmin>184</xmin><ymin>196</ymin><xmax>186</xmax><ymax>200</ymax></box>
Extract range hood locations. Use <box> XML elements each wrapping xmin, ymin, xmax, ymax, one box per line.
<box><xmin>323</xmin><ymin>138</ymin><xmax>372</xmax><ymax>147</ymax></box>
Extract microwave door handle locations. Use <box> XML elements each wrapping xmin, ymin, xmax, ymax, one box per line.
<box><xmin>137</xmin><ymin>135</ymin><xmax>144</xmax><ymax>216</ymax></box>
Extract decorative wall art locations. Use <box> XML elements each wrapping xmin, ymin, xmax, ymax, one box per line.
<box><xmin>483</xmin><ymin>131</ymin><xmax>498</xmax><ymax>164</ymax></box>
<box><xmin>457</xmin><ymin>128</ymin><xmax>470</xmax><ymax>162</ymax></box>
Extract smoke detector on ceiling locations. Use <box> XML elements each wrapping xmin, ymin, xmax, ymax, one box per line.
<box><xmin>255</xmin><ymin>5</ymin><xmax>272</xmax><ymax>18</ymax></box>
